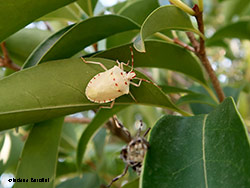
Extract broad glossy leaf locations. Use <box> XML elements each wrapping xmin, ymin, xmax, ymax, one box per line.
<box><xmin>0</xmin><ymin>58</ymin><xmax>181</xmax><ymax>131</ymax></box>
<box><xmin>142</xmin><ymin>97</ymin><xmax>250</xmax><ymax>188</ymax></box>
<box><xmin>118</xmin><ymin>0</ymin><xmax>159</xmax><ymax>25</ymax></box>
<box><xmin>5</xmin><ymin>28</ymin><xmax>52</xmax><ymax>62</ymax></box>
<box><xmin>23</xmin><ymin>25</ymin><xmax>75</xmax><ymax>68</ymax></box>
<box><xmin>161</xmin><ymin>85</ymin><xmax>196</xmax><ymax>94</ymax></box>
<box><xmin>77</xmin><ymin>0</ymin><xmax>98</xmax><ymax>17</ymax></box>
<box><xmin>177</xmin><ymin>93</ymin><xmax>217</xmax><ymax>106</ymax></box>
<box><xmin>134</xmin><ymin>5</ymin><xmax>203</xmax><ymax>52</ymax></box>
<box><xmin>189</xmin><ymin>85</ymin><xmax>243</xmax><ymax>115</ymax></box>
<box><xmin>76</xmin><ymin>106</ymin><xmax>127</xmax><ymax>169</ymax></box>
<box><xmin>123</xmin><ymin>178</ymin><xmax>139</xmax><ymax>188</ymax></box>
<box><xmin>56</xmin><ymin>172</ymin><xmax>100</xmax><ymax>188</ymax></box>
<box><xmin>106</xmin><ymin>30</ymin><xmax>139</xmax><ymax>49</ymax></box>
<box><xmin>37</xmin><ymin>15</ymin><xmax>140</xmax><ymax>63</ymax></box>
<box><xmin>0</xmin><ymin>0</ymin><xmax>76</xmax><ymax>42</ymax></box>
<box><xmin>93</xmin><ymin>127</ymin><xmax>106</xmax><ymax>159</ymax></box>
<box><xmin>95</xmin><ymin>41</ymin><xmax>207</xmax><ymax>85</ymax></box>
<box><xmin>223</xmin><ymin>0</ymin><xmax>250</xmax><ymax>21</ymax></box>
<box><xmin>59</xmin><ymin>122</ymin><xmax>83</xmax><ymax>152</ymax></box>
<box><xmin>208</xmin><ymin>19</ymin><xmax>250</xmax><ymax>42</ymax></box>
<box><xmin>15</xmin><ymin>118</ymin><xmax>64</xmax><ymax>188</ymax></box>
<box><xmin>0</xmin><ymin>133</ymin><xmax>24</xmax><ymax>173</ymax></box>
<box><xmin>38</xmin><ymin>4</ymin><xmax>81</xmax><ymax>22</ymax></box>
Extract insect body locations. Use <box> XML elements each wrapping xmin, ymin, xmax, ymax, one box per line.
<box><xmin>84</xmin><ymin>62</ymin><xmax>136</xmax><ymax>107</ymax></box>
<box><xmin>106</xmin><ymin>118</ymin><xmax>150</xmax><ymax>187</ymax></box>
<box><xmin>82</xmin><ymin>47</ymin><xmax>158</xmax><ymax>108</ymax></box>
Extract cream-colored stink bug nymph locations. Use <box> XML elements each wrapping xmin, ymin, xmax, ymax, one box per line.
<box><xmin>82</xmin><ymin>47</ymin><xmax>158</xmax><ymax>108</ymax></box>
<box><xmin>106</xmin><ymin>117</ymin><xmax>150</xmax><ymax>187</ymax></box>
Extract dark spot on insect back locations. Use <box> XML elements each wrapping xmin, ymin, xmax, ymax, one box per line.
<box><xmin>115</xmin><ymin>83</ymin><xmax>118</xmax><ymax>86</ymax></box>
<box><xmin>118</xmin><ymin>90</ymin><xmax>121</xmax><ymax>92</ymax></box>
<box><xmin>125</xmin><ymin>82</ymin><xmax>127</xmax><ymax>85</ymax></box>
<box><xmin>121</xmin><ymin>72</ymin><xmax>123</xmax><ymax>75</ymax></box>
<box><xmin>113</xmin><ymin>78</ymin><xmax>115</xmax><ymax>81</ymax></box>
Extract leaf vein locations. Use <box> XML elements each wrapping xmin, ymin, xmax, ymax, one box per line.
<box><xmin>202</xmin><ymin>114</ymin><xmax>208</xmax><ymax>188</ymax></box>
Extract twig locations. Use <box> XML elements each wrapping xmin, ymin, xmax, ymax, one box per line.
<box><xmin>186</xmin><ymin>32</ymin><xmax>200</xmax><ymax>51</ymax></box>
<box><xmin>173</xmin><ymin>38</ymin><xmax>195</xmax><ymax>52</ymax></box>
<box><xmin>64</xmin><ymin>117</ymin><xmax>91</xmax><ymax>124</ymax></box>
<box><xmin>0</xmin><ymin>42</ymin><xmax>21</xmax><ymax>71</ymax></box>
<box><xmin>44</xmin><ymin>21</ymin><xmax>52</xmax><ymax>31</ymax></box>
<box><xmin>192</xmin><ymin>5</ymin><xmax>225</xmax><ymax>102</ymax></box>
<box><xmin>93</xmin><ymin>43</ymin><xmax>98</xmax><ymax>52</ymax></box>
<box><xmin>105</xmin><ymin>117</ymin><xmax>131</xmax><ymax>143</ymax></box>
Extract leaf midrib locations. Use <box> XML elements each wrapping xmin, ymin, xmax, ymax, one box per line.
<box><xmin>202</xmin><ymin>114</ymin><xmax>208</xmax><ymax>188</ymax></box>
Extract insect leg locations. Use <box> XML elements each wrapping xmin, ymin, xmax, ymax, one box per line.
<box><xmin>106</xmin><ymin>164</ymin><xmax>129</xmax><ymax>188</ymax></box>
<box><xmin>129</xmin><ymin>91</ymin><xmax>137</xmax><ymax>102</ymax></box>
<box><xmin>81</xmin><ymin>57</ymin><xmax>107</xmax><ymax>71</ymax></box>
<box><xmin>143</xmin><ymin>127</ymin><xmax>151</xmax><ymax>137</ymax></box>
<box><xmin>113</xmin><ymin>116</ymin><xmax>132</xmax><ymax>140</ymax></box>
<box><xmin>129</xmin><ymin>46</ymin><xmax>134</xmax><ymax>71</ymax></box>
<box><xmin>133</xmin><ymin>77</ymin><xmax>161</xmax><ymax>89</ymax></box>
<box><xmin>116</xmin><ymin>60</ymin><xmax>130</xmax><ymax>70</ymax></box>
<box><xmin>99</xmin><ymin>100</ymin><xmax>115</xmax><ymax>109</ymax></box>
<box><xmin>130</xmin><ymin>79</ymin><xmax>142</xmax><ymax>87</ymax></box>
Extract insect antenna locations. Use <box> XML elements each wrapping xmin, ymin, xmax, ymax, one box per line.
<box><xmin>129</xmin><ymin>46</ymin><xmax>134</xmax><ymax>71</ymax></box>
<box><xmin>143</xmin><ymin>127</ymin><xmax>151</xmax><ymax>137</ymax></box>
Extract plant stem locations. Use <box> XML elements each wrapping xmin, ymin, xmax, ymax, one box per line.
<box><xmin>192</xmin><ymin>5</ymin><xmax>225</xmax><ymax>102</ymax></box>
<box><xmin>198</xmin><ymin>0</ymin><xmax>203</xmax><ymax>12</ymax></box>
<box><xmin>0</xmin><ymin>42</ymin><xmax>21</xmax><ymax>71</ymax></box>
<box><xmin>154</xmin><ymin>32</ymin><xmax>174</xmax><ymax>43</ymax></box>
<box><xmin>64</xmin><ymin>117</ymin><xmax>91</xmax><ymax>124</ymax></box>
<box><xmin>169</xmin><ymin>0</ymin><xmax>196</xmax><ymax>15</ymax></box>
<box><xmin>173</xmin><ymin>38</ymin><xmax>195</xmax><ymax>52</ymax></box>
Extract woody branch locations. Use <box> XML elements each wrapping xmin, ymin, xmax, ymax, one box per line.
<box><xmin>0</xmin><ymin>42</ymin><xmax>21</xmax><ymax>71</ymax></box>
<box><xmin>191</xmin><ymin>5</ymin><xmax>225</xmax><ymax>102</ymax></box>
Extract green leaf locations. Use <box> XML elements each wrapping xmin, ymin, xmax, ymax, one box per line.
<box><xmin>142</xmin><ymin>97</ymin><xmax>250</xmax><ymax>188</ymax></box>
<box><xmin>59</xmin><ymin>122</ymin><xmax>83</xmax><ymax>152</ymax></box>
<box><xmin>160</xmin><ymin>85</ymin><xmax>196</xmax><ymax>94</ymax></box>
<box><xmin>94</xmin><ymin>41</ymin><xmax>208</xmax><ymax>86</ymax></box>
<box><xmin>77</xmin><ymin>0</ymin><xmax>98</xmax><ymax>17</ymax></box>
<box><xmin>23</xmin><ymin>24</ymin><xmax>75</xmax><ymax>69</ymax></box>
<box><xmin>93</xmin><ymin>127</ymin><xmax>106</xmax><ymax>159</ymax></box>
<box><xmin>123</xmin><ymin>178</ymin><xmax>139</xmax><ymax>188</ymax></box>
<box><xmin>118</xmin><ymin>0</ymin><xmax>159</xmax><ymax>25</ymax></box>
<box><xmin>223</xmin><ymin>0</ymin><xmax>250</xmax><ymax>21</ymax></box>
<box><xmin>208</xmin><ymin>19</ymin><xmax>250</xmax><ymax>42</ymax></box>
<box><xmin>0</xmin><ymin>58</ymin><xmax>182</xmax><ymax>131</ymax></box>
<box><xmin>0</xmin><ymin>132</ymin><xmax>24</xmax><ymax>173</ymax></box>
<box><xmin>0</xmin><ymin>0</ymin><xmax>76</xmax><ymax>42</ymax></box>
<box><xmin>189</xmin><ymin>85</ymin><xmax>243</xmax><ymax>115</ymax></box>
<box><xmin>38</xmin><ymin>3</ymin><xmax>82</xmax><ymax>22</ymax></box>
<box><xmin>76</xmin><ymin>106</ymin><xmax>127</xmax><ymax>170</ymax></box>
<box><xmin>134</xmin><ymin>5</ymin><xmax>203</xmax><ymax>52</ymax></box>
<box><xmin>37</xmin><ymin>15</ymin><xmax>140</xmax><ymax>64</ymax></box>
<box><xmin>15</xmin><ymin>117</ymin><xmax>64</xmax><ymax>188</ymax></box>
<box><xmin>56</xmin><ymin>172</ymin><xmax>101</xmax><ymax>188</ymax></box>
<box><xmin>106</xmin><ymin>30</ymin><xmax>139</xmax><ymax>49</ymax></box>
<box><xmin>177</xmin><ymin>93</ymin><xmax>218</xmax><ymax>106</ymax></box>
<box><xmin>5</xmin><ymin>29</ymin><xmax>52</xmax><ymax>63</ymax></box>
